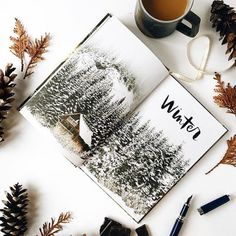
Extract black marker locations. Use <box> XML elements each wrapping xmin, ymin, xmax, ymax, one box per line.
<box><xmin>198</xmin><ymin>194</ymin><xmax>231</xmax><ymax>215</ymax></box>
<box><xmin>169</xmin><ymin>195</ymin><xmax>193</xmax><ymax>236</ymax></box>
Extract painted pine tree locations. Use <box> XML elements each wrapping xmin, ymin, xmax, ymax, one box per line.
<box><xmin>24</xmin><ymin>45</ymin><xmax>136</xmax><ymax>158</ymax></box>
<box><xmin>26</xmin><ymin>46</ymin><xmax>135</xmax><ymax>129</ymax></box>
<box><xmin>84</xmin><ymin>96</ymin><xmax>127</xmax><ymax>148</ymax></box>
<box><xmin>84</xmin><ymin>112</ymin><xmax>189</xmax><ymax>215</ymax></box>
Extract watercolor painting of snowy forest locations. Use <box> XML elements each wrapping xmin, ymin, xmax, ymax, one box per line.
<box><xmin>22</xmin><ymin>43</ymin><xmax>189</xmax><ymax>221</ymax></box>
<box><xmin>23</xmin><ymin>45</ymin><xmax>138</xmax><ymax>157</ymax></box>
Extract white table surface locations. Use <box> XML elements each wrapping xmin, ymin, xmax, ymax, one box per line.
<box><xmin>0</xmin><ymin>0</ymin><xmax>236</xmax><ymax>235</ymax></box>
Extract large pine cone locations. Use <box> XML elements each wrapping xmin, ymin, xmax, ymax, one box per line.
<box><xmin>211</xmin><ymin>0</ymin><xmax>236</xmax><ymax>64</ymax></box>
<box><xmin>0</xmin><ymin>63</ymin><xmax>17</xmax><ymax>142</ymax></box>
<box><xmin>0</xmin><ymin>183</ymin><xmax>28</xmax><ymax>236</ymax></box>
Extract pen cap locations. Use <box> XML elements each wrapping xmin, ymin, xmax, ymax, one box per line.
<box><xmin>197</xmin><ymin>194</ymin><xmax>231</xmax><ymax>215</ymax></box>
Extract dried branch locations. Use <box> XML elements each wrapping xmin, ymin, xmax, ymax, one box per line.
<box><xmin>213</xmin><ymin>73</ymin><xmax>236</xmax><ymax>116</ymax></box>
<box><xmin>23</xmin><ymin>33</ymin><xmax>51</xmax><ymax>79</ymax></box>
<box><xmin>37</xmin><ymin>212</ymin><xmax>72</xmax><ymax>236</ymax></box>
<box><xmin>10</xmin><ymin>18</ymin><xmax>51</xmax><ymax>79</ymax></box>
<box><xmin>206</xmin><ymin>134</ymin><xmax>236</xmax><ymax>174</ymax></box>
<box><xmin>9</xmin><ymin>18</ymin><xmax>30</xmax><ymax>71</ymax></box>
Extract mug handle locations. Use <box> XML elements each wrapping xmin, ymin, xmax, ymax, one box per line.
<box><xmin>177</xmin><ymin>11</ymin><xmax>201</xmax><ymax>37</ymax></box>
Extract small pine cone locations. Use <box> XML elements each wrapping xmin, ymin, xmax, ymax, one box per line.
<box><xmin>224</xmin><ymin>32</ymin><xmax>236</xmax><ymax>60</ymax></box>
<box><xmin>0</xmin><ymin>183</ymin><xmax>28</xmax><ymax>236</ymax></box>
<box><xmin>0</xmin><ymin>63</ymin><xmax>17</xmax><ymax>142</ymax></box>
<box><xmin>210</xmin><ymin>0</ymin><xmax>236</xmax><ymax>65</ymax></box>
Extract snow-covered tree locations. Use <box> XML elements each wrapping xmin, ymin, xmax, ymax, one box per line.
<box><xmin>84</xmin><ymin>112</ymin><xmax>189</xmax><ymax>215</ymax></box>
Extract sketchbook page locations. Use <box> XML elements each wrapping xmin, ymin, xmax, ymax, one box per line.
<box><xmin>20</xmin><ymin>14</ymin><xmax>168</xmax><ymax>166</ymax></box>
<box><xmin>81</xmin><ymin>74</ymin><xmax>227</xmax><ymax>222</ymax></box>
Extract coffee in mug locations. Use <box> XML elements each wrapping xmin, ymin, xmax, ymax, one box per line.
<box><xmin>142</xmin><ymin>0</ymin><xmax>188</xmax><ymax>21</ymax></box>
<box><xmin>135</xmin><ymin>0</ymin><xmax>201</xmax><ymax>38</ymax></box>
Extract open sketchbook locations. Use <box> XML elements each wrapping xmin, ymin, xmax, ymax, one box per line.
<box><xmin>19</xmin><ymin>14</ymin><xmax>227</xmax><ymax>222</ymax></box>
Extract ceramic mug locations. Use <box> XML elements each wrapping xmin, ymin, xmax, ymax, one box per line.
<box><xmin>135</xmin><ymin>0</ymin><xmax>201</xmax><ymax>38</ymax></box>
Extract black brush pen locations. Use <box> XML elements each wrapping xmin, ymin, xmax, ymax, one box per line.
<box><xmin>169</xmin><ymin>195</ymin><xmax>193</xmax><ymax>236</ymax></box>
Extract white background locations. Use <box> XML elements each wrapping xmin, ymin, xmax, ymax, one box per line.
<box><xmin>0</xmin><ymin>0</ymin><xmax>235</xmax><ymax>235</ymax></box>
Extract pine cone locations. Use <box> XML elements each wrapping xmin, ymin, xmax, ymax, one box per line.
<box><xmin>0</xmin><ymin>64</ymin><xmax>17</xmax><ymax>142</ymax></box>
<box><xmin>210</xmin><ymin>0</ymin><xmax>236</xmax><ymax>65</ymax></box>
<box><xmin>0</xmin><ymin>183</ymin><xmax>28</xmax><ymax>236</ymax></box>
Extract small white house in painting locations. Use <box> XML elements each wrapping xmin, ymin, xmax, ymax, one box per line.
<box><xmin>57</xmin><ymin>113</ymin><xmax>93</xmax><ymax>151</ymax></box>
<box><xmin>79</xmin><ymin>114</ymin><xmax>93</xmax><ymax>146</ymax></box>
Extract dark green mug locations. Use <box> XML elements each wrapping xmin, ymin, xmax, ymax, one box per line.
<box><xmin>135</xmin><ymin>0</ymin><xmax>201</xmax><ymax>38</ymax></box>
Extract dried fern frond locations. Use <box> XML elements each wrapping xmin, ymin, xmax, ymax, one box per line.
<box><xmin>206</xmin><ymin>134</ymin><xmax>236</xmax><ymax>174</ymax></box>
<box><xmin>37</xmin><ymin>212</ymin><xmax>72</xmax><ymax>236</ymax></box>
<box><xmin>9</xmin><ymin>18</ymin><xmax>30</xmax><ymax>71</ymax></box>
<box><xmin>213</xmin><ymin>73</ymin><xmax>236</xmax><ymax>116</ymax></box>
<box><xmin>10</xmin><ymin>19</ymin><xmax>51</xmax><ymax>79</ymax></box>
<box><xmin>24</xmin><ymin>33</ymin><xmax>51</xmax><ymax>79</ymax></box>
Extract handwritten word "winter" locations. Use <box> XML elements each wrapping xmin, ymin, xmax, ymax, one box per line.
<box><xmin>161</xmin><ymin>95</ymin><xmax>201</xmax><ymax>140</ymax></box>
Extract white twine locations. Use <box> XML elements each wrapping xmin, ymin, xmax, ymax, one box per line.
<box><xmin>169</xmin><ymin>35</ymin><xmax>234</xmax><ymax>82</ymax></box>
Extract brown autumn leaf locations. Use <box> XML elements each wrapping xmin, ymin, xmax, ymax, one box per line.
<box><xmin>9</xmin><ymin>18</ymin><xmax>30</xmax><ymax>71</ymax></box>
<box><xmin>23</xmin><ymin>33</ymin><xmax>51</xmax><ymax>79</ymax></box>
<box><xmin>213</xmin><ymin>73</ymin><xmax>236</xmax><ymax>116</ymax></box>
<box><xmin>37</xmin><ymin>212</ymin><xmax>72</xmax><ymax>236</ymax></box>
<box><xmin>206</xmin><ymin>134</ymin><xmax>236</xmax><ymax>174</ymax></box>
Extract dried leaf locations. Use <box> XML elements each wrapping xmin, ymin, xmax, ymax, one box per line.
<box><xmin>206</xmin><ymin>135</ymin><xmax>236</xmax><ymax>174</ymax></box>
<box><xmin>23</xmin><ymin>33</ymin><xmax>51</xmax><ymax>79</ymax></box>
<box><xmin>9</xmin><ymin>18</ymin><xmax>30</xmax><ymax>71</ymax></box>
<box><xmin>213</xmin><ymin>73</ymin><xmax>236</xmax><ymax>116</ymax></box>
<box><xmin>9</xmin><ymin>19</ymin><xmax>51</xmax><ymax>79</ymax></box>
<box><xmin>37</xmin><ymin>212</ymin><xmax>72</xmax><ymax>236</ymax></box>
